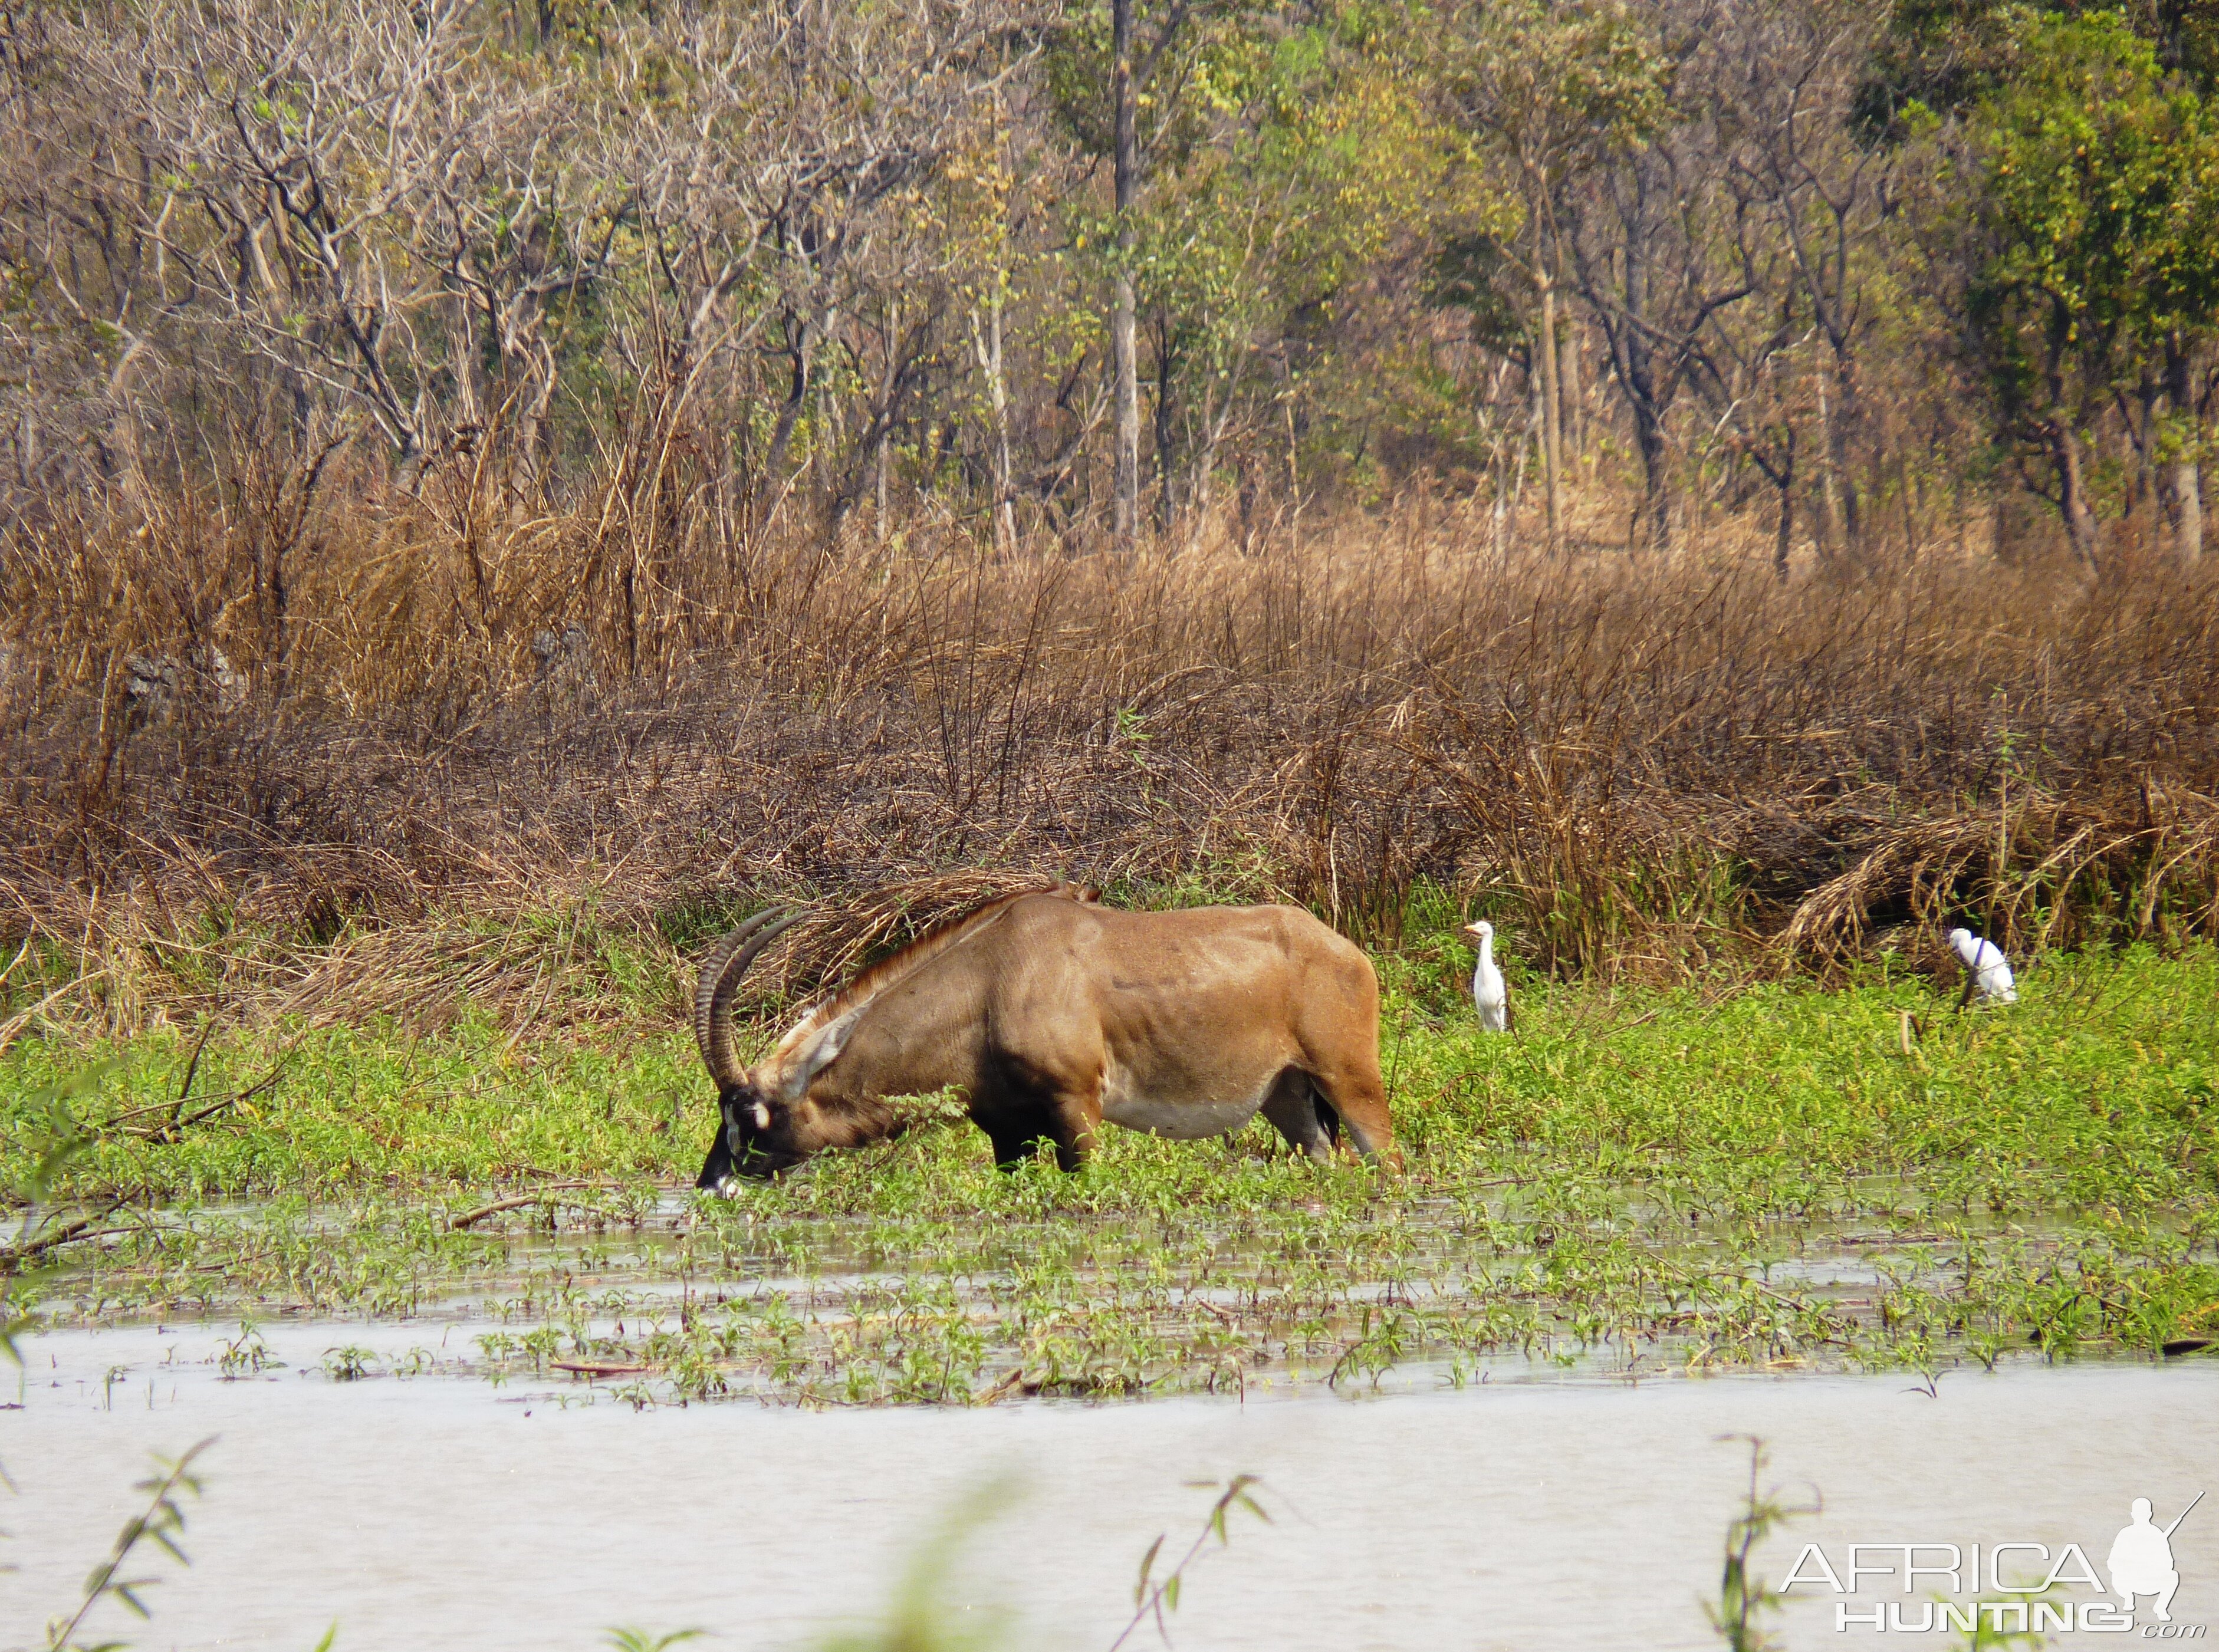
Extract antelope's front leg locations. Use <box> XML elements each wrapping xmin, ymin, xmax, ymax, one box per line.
<box><xmin>1041</xmin><ymin>1082</ymin><xmax>1104</xmax><ymax>1171</ymax></box>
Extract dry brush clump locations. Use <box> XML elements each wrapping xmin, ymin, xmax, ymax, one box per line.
<box><xmin>1776</xmin><ymin>786</ymin><xmax>2219</xmax><ymax>968</ymax></box>
<box><xmin>1</xmin><ymin>481</ymin><xmax>2217</xmax><ymax>1038</ymax></box>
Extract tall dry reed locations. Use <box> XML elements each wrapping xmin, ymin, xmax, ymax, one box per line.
<box><xmin>2</xmin><ymin>466</ymin><xmax>2215</xmax><ymax>1034</ymax></box>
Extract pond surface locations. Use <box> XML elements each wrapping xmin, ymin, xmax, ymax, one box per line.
<box><xmin>8</xmin><ymin>1324</ymin><xmax>2216</xmax><ymax>1651</ymax></box>
<box><xmin>40</xmin><ymin>1187</ymin><xmax>2133</xmax><ymax>1406</ymax></box>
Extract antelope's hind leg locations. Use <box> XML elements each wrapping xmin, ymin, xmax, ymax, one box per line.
<box><xmin>1306</xmin><ymin>1064</ymin><xmax>1401</xmax><ymax>1171</ymax></box>
<box><xmin>1261</xmin><ymin>1069</ymin><xmax>1336</xmax><ymax>1161</ymax></box>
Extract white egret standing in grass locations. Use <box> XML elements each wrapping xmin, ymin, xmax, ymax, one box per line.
<box><xmin>1948</xmin><ymin>927</ymin><xmax>2017</xmax><ymax>1003</ymax></box>
<box><xmin>1462</xmin><ymin>920</ymin><xmax>1509</xmax><ymax>1031</ymax></box>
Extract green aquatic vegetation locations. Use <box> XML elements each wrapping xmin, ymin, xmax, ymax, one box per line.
<box><xmin>320</xmin><ymin>1344</ymin><xmax>379</xmax><ymax>1381</ymax></box>
<box><xmin>0</xmin><ymin>1018</ymin><xmax>703</xmax><ymax>1200</ymax></box>
<box><xmin>4</xmin><ymin>945</ymin><xmax>2217</xmax><ymax>1401</ymax></box>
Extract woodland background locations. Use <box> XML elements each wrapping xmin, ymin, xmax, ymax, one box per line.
<box><xmin>2</xmin><ymin>0</ymin><xmax>2217</xmax><ymax>1029</ymax></box>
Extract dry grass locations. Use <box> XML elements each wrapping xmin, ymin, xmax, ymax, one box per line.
<box><xmin>2</xmin><ymin>465</ymin><xmax>2217</xmax><ymax>1036</ymax></box>
<box><xmin>1779</xmin><ymin>786</ymin><xmax>2219</xmax><ymax>965</ymax></box>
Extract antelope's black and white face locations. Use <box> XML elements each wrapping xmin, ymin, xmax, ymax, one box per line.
<box><xmin>719</xmin><ymin>1082</ymin><xmax>807</xmax><ymax>1176</ymax></box>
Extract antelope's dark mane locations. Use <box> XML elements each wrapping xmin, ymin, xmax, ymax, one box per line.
<box><xmin>767</xmin><ymin>881</ymin><xmax>1094</xmax><ymax>1058</ymax></box>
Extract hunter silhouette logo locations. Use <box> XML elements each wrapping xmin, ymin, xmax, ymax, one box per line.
<box><xmin>1782</xmin><ymin>1488</ymin><xmax>2207</xmax><ymax>1635</ymax></box>
<box><xmin>2111</xmin><ymin>1495</ymin><xmax>2202</xmax><ymax>1624</ymax></box>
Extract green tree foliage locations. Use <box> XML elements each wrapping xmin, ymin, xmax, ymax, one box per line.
<box><xmin>1931</xmin><ymin>11</ymin><xmax>2219</xmax><ymax>562</ymax></box>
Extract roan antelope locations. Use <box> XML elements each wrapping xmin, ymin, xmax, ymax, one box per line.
<box><xmin>692</xmin><ymin>886</ymin><xmax>1400</xmax><ymax>1186</ymax></box>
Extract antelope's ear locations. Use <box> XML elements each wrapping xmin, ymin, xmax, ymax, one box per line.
<box><xmin>1077</xmin><ymin>885</ymin><xmax>1102</xmax><ymax>903</ymax></box>
<box><xmin>796</xmin><ymin>1008</ymin><xmax>863</xmax><ymax>1089</ymax></box>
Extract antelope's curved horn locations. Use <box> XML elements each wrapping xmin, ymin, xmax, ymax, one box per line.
<box><xmin>692</xmin><ymin>908</ymin><xmax>806</xmax><ymax>1090</ymax></box>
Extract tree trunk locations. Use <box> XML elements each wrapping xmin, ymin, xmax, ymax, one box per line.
<box><xmin>1110</xmin><ymin>0</ymin><xmax>1139</xmax><ymax>551</ymax></box>
<box><xmin>1830</xmin><ymin>361</ymin><xmax>1862</xmax><ymax>555</ymax></box>
<box><xmin>1190</xmin><ymin>379</ymin><xmax>1216</xmax><ymax>541</ymax></box>
<box><xmin>447</xmin><ymin>288</ymin><xmax>482</xmax><ymax>438</ymax></box>
<box><xmin>2167</xmin><ymin>331</ymin><xmax>2203</xmax><ymax>565</ymax></box>
<box><xmin>2052</xmin><ymin>417</ymin><xmax>2100</xmax><ymax>574</ymax></box>
<box><xmin>1630</xmin><ymin>383</ymin><xmax>1668</xmax><ymax>554</ymax></box>
<box><xmin>2133</xmin><ymin>366</ymin><xmax>2160</xmax><ymax>518</ymax></box>
<box><xmin>1155</xmin><ymin>316</ymin><xmax>1177</xmax><ymax>533</ymax></box>
<box><xmin>1536</xmin><ymin>274</ymin><xmax>1562</xmax><ymax>553</ymax></box>
<box><xmin>1899</xmin><ymin>456</ymin><xmax>1919</xmax><ymax>563</ymax></box>
<box><xmin>879</xmin><ymin>298</ymin><xmax>903</xmax><ymax>546</ymax></box>
<box><xmin>876</xmin><ymin>427</ymin><xmax>891</xmax><ymax>544</ymax></box>
<box><xmin>992</xmin><ymin>298</ymin><xmax>1015</xmax><ymax>555</ymax></box>
<box><xmin>1613</xmin><ymin>299</ymin><xmax>1668</xmax><ymax>552</ymax></box>
<box><xmin>970</xmin><ymin>294</ymin><xmax>1014</xmax><ymax>555</ymax></box>
<box><xmin>1773</xmin><ymin>445</ymin><xmax>1794</xmax><ymax>581</ymax></box>
<box><xmin>1616</xmin><ymin>190</ymin><xmax>1668</xmax><ymax>554</ymax></box>
<box><xmin>1814</xmin><ymin>359</ymin><xmax>1841</xmax><ymax>560</ymax></box>
<box><xmin>1559</xmin><ymin>314</ymin><xmax>1583</xmax><ymax>460</ymax></box>
<box><xmin>764</xmin><ymin>309</ymin><xmax>813</xmax><ymax>487</ymax></box>
<box><xmin>2175</xmin><ymin>455</ymin><xmax>2204</xmax><ymax>567</ymax></box>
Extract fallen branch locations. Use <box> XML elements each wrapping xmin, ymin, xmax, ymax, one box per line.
<box><xmin>448</xmin><ymin>1180</ymin><xmax>623</xmax><ymax>1230</ymax></box>
<box><xmin>0</xmin><ymin>1201</ymin><xmax>130</xmax><ymax>1271</ymax></box>
<box><xmin>976</xmin><ymin>1367</ymin><xmax>1031</xmax><ymax>1404</ymax></box>
<box><xmin>87</xmin><ymin>1032</ymin><xmax>294</xmax><ymax>1141</ymax></box>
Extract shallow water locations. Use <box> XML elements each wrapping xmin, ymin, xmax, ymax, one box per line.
<box><xmin>8</xmin><ymin>1324</ymin><xmax>2216</xmax><ymax>1651</ymax></box>
<box><xmin>42</xmin><ymin>1190</ymin><xmax>2079</xmax><ymax>1406</ymax></box>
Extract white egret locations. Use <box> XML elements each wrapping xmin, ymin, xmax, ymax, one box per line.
<box><xmin>1462</xmin><ymin>920</ymin><xmax>1509</xmax><ymax>1031</ymax></box>
<box><xmin>1947</xmin><ymin>927</ymin><xmax>2017</xmax><ymax>1003</ymax></box>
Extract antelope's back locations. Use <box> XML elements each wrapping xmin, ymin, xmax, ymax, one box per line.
<box><xmin>987</xmin><ymin>896</ymin><xmax>1373</xmax><ymax>1051</ymax></box>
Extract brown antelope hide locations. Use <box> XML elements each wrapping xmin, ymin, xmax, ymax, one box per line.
<box><xmin>692</xmin><ymin>887</ymin><xmax>1400</xmax><ymax>1188</ymax></box>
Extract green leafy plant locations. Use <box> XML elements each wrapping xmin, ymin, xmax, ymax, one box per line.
<box><xmin>2</xmin><ymin>1066</ymin><xmax>115</xmax><ymax>1364</ymax></box>
<box><xmin>41</xmin><ymin>1440</ymin><xmax>212</xmax><ymax>1652</ymax></box>
<box><xmin>320</xmin><ymin>1345</ymin><xmax>379</xmax><ymax>1381</ymax></box>
<box><xmin>601</xmin><ymin>1631</ymin><xmax>704</xmax><ymax>1652</ymax></box>
<box><xmin>217</xmin><ymin>1320</ymin><xmax>281</xmax><ymax>1378</ymax></box>
<box><xmin>1707</xmin><ymin>1437</ymin><xmax>1818</xmax><ymax>1652</ymax></box>
<box><xmin>810</xmin><ymin>1477</ymin><xmax>1016</xmax><ymax>1652</ymax></box>
<box><xmin>1112</xmin><ymin>1476</ymin><xmax>1272</xmax><ymax>1651</ymax></box>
